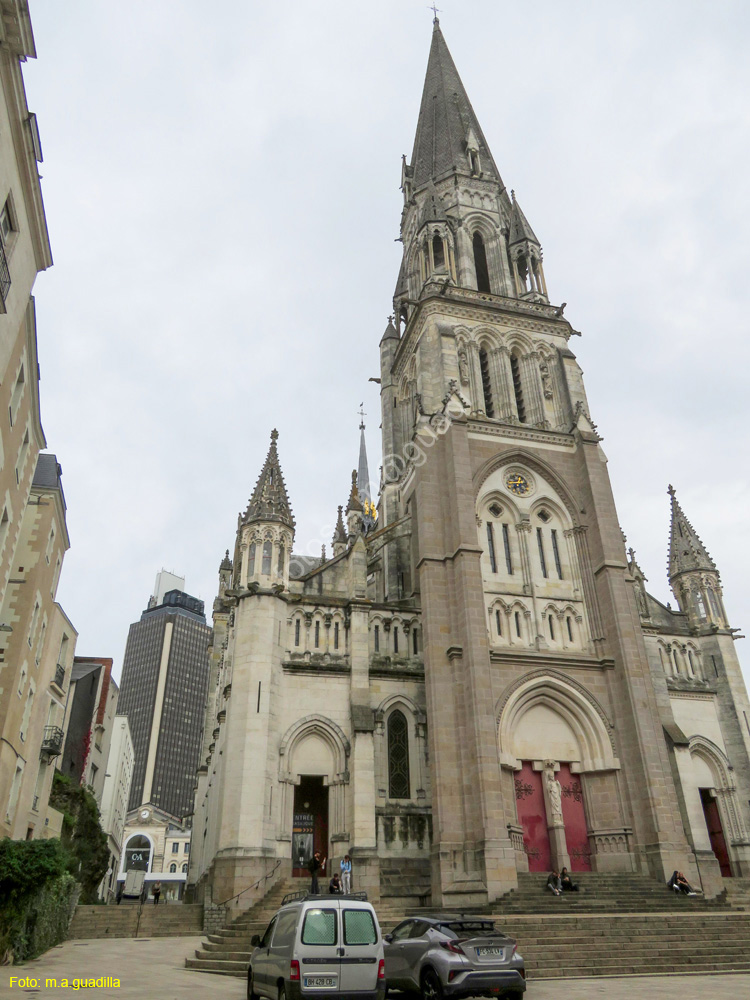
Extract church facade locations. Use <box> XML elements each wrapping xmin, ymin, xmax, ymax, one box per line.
<box><xmin>188</xmin><ymin>20</ymin><xmax>750</xmax><ymax>910</ymax></box>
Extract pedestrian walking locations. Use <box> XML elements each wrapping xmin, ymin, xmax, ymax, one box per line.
<box><xmin>152</xmin><ymin>880</ymin><xmax>162</xmax><ymax>905</ymax></box>
<box><xmin>308</xmin><ymin>851</ymin><xmax>325</xmax><ymax>894</ymax></box>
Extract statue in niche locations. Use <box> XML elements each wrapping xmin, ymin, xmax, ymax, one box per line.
<box><xmin>540</xmin><ymin>358</ymin><xmax>553</xmax><ymax>399</ymax></box>
<box><xmin>545</xmin><ymin>769</ymin><xmax>563</xmax><ymax>823</ymax></box>
<box><xmin>458</xmin><ymin>348</ymin><xmax>470</xmax><ymax>386</ymax></box>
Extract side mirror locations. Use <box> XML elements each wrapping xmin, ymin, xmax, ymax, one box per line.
<box><xmin>251</xmin><ymin>935</ymin><xmax>261</xmax><ymax>947</ymax></box>
<box><xmin>384</xmin><ymin>934</ymin><xmax>393</xmax><ymax>943</ymax></box>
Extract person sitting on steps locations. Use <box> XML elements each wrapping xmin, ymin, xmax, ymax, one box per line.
<box><xmin>560</xmin><ymin>867</ymin><xmax>579</xmax><ymax>892</ymax></box>
<box><xmin>328</xmin><ymin>872</ymin><xmax>342</xmax><ymax>894</ymax></box>
<box><xmin>546</xmin><ymin>870</ymin><xmax>562</xmax><ymax>896</ymax></box>
<box><xmin>668</xmin><ymin>870</ymin><xmax>698</xmax><ymax>895</ymax></box>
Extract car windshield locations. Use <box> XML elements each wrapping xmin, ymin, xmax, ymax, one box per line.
<box><xmin>438</xmin><ymin>921</ymin><xmax>498</xmax><ymax>937</ymax></box>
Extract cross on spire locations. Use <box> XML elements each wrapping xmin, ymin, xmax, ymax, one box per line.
<box><xmin>358</xmin><ymin>403</ymin><xmax>366</xmax><ymax>430</ymax></box>
<box><xmin>428</xmin><ymin>3</ymin><xmax>441</xmax><ymax>23</ymax></box>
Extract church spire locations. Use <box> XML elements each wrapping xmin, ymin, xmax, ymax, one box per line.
<box><xmin>667</xmin><ymin>485</ymin><xmax>727</xmax><ymax>628</ymax></box>
<box><xmin>667</xmin><ymin>485</ymin><xmax>717</xmax><ymax>580</ymax></box>
<box><xmin>357</xmin><ymin>406</ymin><xmax>371</xmax><ymax>505</ymax></box>
<box><xmin>409</xmin><ymin>19</ymin><xmax>503</xmax><ymax>193</ymax></box>
<box><xmin>243</xmin><ymin>429</ymin><xmax>295</xmax><ymax>530</ymax></box>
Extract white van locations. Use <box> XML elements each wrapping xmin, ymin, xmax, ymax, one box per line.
<box><xmin>248</xmin><ymin>892</ymin><xmax>385</xmax><ymax>1000</ymax></box>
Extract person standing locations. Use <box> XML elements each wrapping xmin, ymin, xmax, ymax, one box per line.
<box><xmin>340</xmin><ymin>854</ymin><xmax>352</xmax><ymax>894</ymax></box>
<box><xmin>152</xmin><ymin>880</ymin><xmax>162</xmax><ymax>905</ymax></box>
<box><xmin>308</xmin><ymin>851</ymin><xmax>325</xmax><ymax>894</ymax></box>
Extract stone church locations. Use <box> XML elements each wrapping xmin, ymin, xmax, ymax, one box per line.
<box><xmin>189</xmin><ymin>19</ymin><xmax>750</xmax><ymax>910</ymax></box>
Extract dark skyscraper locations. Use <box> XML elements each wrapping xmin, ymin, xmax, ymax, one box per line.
<box><xmin>118</xmin><ymin>576</ymin><xmax>211</xmax><ymax>819</ymax></box>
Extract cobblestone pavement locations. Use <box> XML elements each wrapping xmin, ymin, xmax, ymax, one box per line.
<box><xmin>2</xmin><ymin>938</ymin><xmax>750</xmax><ymax>1000</ymax></box>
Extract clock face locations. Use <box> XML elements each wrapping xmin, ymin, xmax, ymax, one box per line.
<box><xmin>140</xmin><ymin>809</ymin><xmax>150</xmax><ymax>820</ymax></box>
<box><xmin>506</xmin><ymin>473</ymin><xmax>530</xmax><ymax>496</ymax></box>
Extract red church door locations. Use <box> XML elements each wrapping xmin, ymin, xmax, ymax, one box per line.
<box><xmin>515</xmin><ymin>762</ymin><xmax>551</xmax><ymax>872</ymax></box>
<box><xmin>557</xmin><ymin>763</ymin><xmax>591</xmax><ymax>871</ymax></box>
<box><xmin>700</xmin><ymin>789</ymin><xmax>732</xmax><ymax>877</ymax></box>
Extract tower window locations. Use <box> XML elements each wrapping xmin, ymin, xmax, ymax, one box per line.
<box><xmin>515</xmin><ymin>611</ymin><xmax>521</xmax><ymax>637</ymax></box>
<box><xmin>334</xmin><ymin>622</ymin><xmax>339</xmax><ymax>650</ymax></box>
<box><xmin>262</xmin><ymin>540</ymin><xmax>272</xmax><ymax>574</ymax></box>
<box><xmin>248</xmin><ymin>542</ymin><xmax>256</xmax><ymax>575</ymax></box>
<box><xmin>486</xmin><ymin>522</ymin><xmax>497</xmax><ymax>573</ymax></box>
<box><xmin>387</xmin><ymin>710</ymin><xmax>410</xmax><ymax>799</ymax></box>
<box><xmin>551</xmin><ymin>529</ymin><xmax>563</xmax><ymax>579</ymax></box>
<box><xmin>479</xmin><ymin>348</ymin><xmax>494</xmax><ymax>417</ymax></box>
<box><xmin>502</xmin><ymin>524</ymin><xmax>513</xmax><ymax>574</ymax></box>
<box><xmin>374</xmin><ymin>625</ymin><xmax>380</xmax><ymax>652</ymax></box>
<box><xmin>536</xmin><ymin>527</ymin><xmax>548</xmax><ymax>578</ymax></box>
<box><xmin>549</xmin><ymin>616</ymin><xmax>555</xmax><ymax>640</ymax></box>
<box><xmin>412</xmin><ymin>627</ymin><xmax>418</xmax><ymax>654</ymax></box>
<box><xmin>473</xmin><ymin>232</ymin><xmax>491</xmax><ymax>293</ymax></box>
<box><xmin>510</xmin><ymin>353</ymin><xmax>526</xmax><ymax>423</ymax></box>
<box><xmin>432</xmin><ymin>233</ymin><xmax>445</xmax><ymax>270</ymax></box>
<box><xmin>278</xmin><ymin>543</ymin><xmax>285</xmax><ymax>574</ymax></box>
<box><xmin>694</xmin><ymin>591</ymin><xmax>707</xmax><ymax>620</ymax></box>
<box><xmin>495</xmin><ymin>610</ymin><xmax>502</xmax><ymax>636</ymax></box>
<box><xmin>707</xmin><ymin>587</ymin><xmax>720</xmax><ymax>618</ymax></box>
<box><xmin>393</xmin><ymin>627</ymin><xmax>399</xmax><ymax>653</ymax></box>
<box><xmin>489</xmin><ymin>503</ymin><xmax>503</xmax><ymax>518</ymax></box>
<box><xmin>567</xmin><ymin>617</ymin><xmax>573</xmax><ymax>642</ymax></box>
<box><xmin>294</xmin><ymin>619</ymin><xmax>300</xmax><ymax>647</ymax></box>
<box><xmin>314</xmin><ymin>621</ymin><xmax>320</xmax><ymax>648</ymax></box>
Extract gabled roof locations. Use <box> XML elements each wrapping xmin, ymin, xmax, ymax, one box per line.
<box><xmin>243</xmin><ymin>429</ymin><xmax>295</xmax><ymax>530</ymax></box>
<box><xmin>667</xmin><ymin>485</ymin><xmax>716</xmax><ymax>580</ymax></box>
<box><xmin>409</xmin><ymin>19</ymin><xmax>502</xmax><ymax>191</ymax></box>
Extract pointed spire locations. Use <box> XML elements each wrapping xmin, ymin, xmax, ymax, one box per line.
<box><xmin>380</xmin><ymin>315</ymin><xmax>399</xmax><ymax>343</ymax></box>
<box><xmin>332</xmin><ymin>505</ymin><xmax>348</xmax><ymax>548</ymax></box>
<box><xmin>220</xmin><ymin>549</ymin><xmax>232</xmax><ymax>571</ymax></box>
<box><xmin>509</xmin><ymin>190</ymin><xmax>540</xmax><ymax>246</ymax></box>
<box><xmin>243</xmin><ymin>429</ymin><xmax>295</xmax><ymax>530</ymax></box>
<box><xmin>346</xmin><ymin>469</ymin><xmax>363</xmax><ymax>513</ymax></box>
<box><xmin>409</xmin><ymin>20</ymin><xmax>502</xmax><ymax>191</ymax></box>
<box><xmin>357</xmin><ymin>407</ymin><xmax>371</xmax><ymax>505</ymax></box>
<box><xmin>667</xmin><ymin>485</ymin><xmax>717</xmax><ymax>581</ymax></box>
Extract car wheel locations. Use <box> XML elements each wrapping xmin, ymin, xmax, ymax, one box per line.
<box><xmin>247</xmin><ymin>969</ymin><xmax>260</xmax><ymax>1000</ymax></box>
<box><xmin>421</xmin><ymin>969</ymin><xmax>444</xmax><ymax>1000</ymax></box>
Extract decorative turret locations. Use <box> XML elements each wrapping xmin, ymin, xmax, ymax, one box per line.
<box><xmin>239</xmin><ymin>430</ymin><xmax>295</xmax><ymax>589</ymax></box>
<box><xmin>346</xmin><ymin>469</ymin><xmax>364</xmax><ymax>538</ymax></box>
<box><xmin>667</xmin><ymin>485</ymin><xmax>727</xmax><ymax>628</ymax></box>
<box><xmin>508</xmin><ymin>190</ymin><xmax>548</xmax><ymax>302</ymax></box>
<box><xmin>219</xmin><ymin>550</ymin><xmax>232</xmax><ymax>595</ymax></box>
<box><xmin>332</xmin><ymin>505</ymin><xmax>348</xmax><ymax>557</ymax></box>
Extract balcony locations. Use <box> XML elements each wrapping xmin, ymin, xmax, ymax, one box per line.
<box><xmin>52</xmin><ymin>663</ymin><xmax>65</xmax><ymax>690</ymax></box>
<box><xmin>40</xmin><ymin>725</ymin><xmax>64</xmax><ymax>758</ymax></box>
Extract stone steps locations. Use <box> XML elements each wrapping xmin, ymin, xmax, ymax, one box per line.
<box><xmin>68</xmin><ymin>903</ymin><xmax>204</xmax><ymax>940</ymax></box>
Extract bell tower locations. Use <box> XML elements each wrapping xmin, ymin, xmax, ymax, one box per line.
<box><xmin>379</xmin><ymin>17</ymin><xmax>696</xmax><ymax>905</ymax></box>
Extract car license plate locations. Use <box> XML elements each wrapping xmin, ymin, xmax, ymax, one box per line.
<box><xmin>304</xmin><ymin>976</ymin><xmax>337</xmax><ymax>989</ymax></box>
<box><xmin>477</xmin><ymin>947</ymin><xmax>504</xmax><ymax>958</ymax></box>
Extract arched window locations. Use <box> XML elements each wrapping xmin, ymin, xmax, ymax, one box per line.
<box><xmin>432</xmin><ymin>234</ymin><xmax>445</xmax><ymax>270</ymax></box>
<box><xmin>412</xmin><ymin>627</ymin><xmax>418</xmax><ymax>654</ymax></box>
<box><xmin>182</xmin><ymin>863</ymin><xmax>188</xmax><ymax>873</ymax></box>
<box><xmin>388</xmin><ymin>710</ymin><xmax>410</xmax><ymax>799</ymax></box>
<box><xmin>278</xmin><ymin>543</ymin><xmax>285</xmax><ymax>574</ymax></box>
<box><xmin>707</xmin><ymin>587</ymin><xmax>720</xmax><ymax>618</ymax></box>
<box><xmin>124</xmin><ymin>835</ymin><xmax>152</xmax><ymax>873</ymax></box>
<box><xmin>510</xmin><ymin>352</ymin><xmax>526</xmax><ymax>422</ymax></box>
<box><xmin>262</xmin><ymin>540</ymin><xmax>272</xmax><ymax>575</ymax></box>
<box><xmin>548</xmin><ymin>615</ymin><xmax>555</xmax><ymax>640</ymax></box>
<box><xmin>169</xmin><ymin>863</ymin><xmax>177</xmax><ymax>873</ymax></box>
<box><xmin>479</xmin><ymin>348</ymin><xmax>494</xmax><ymax>416</ymax></box>
<box><xmin>694</xmin><ymin>591</ymin><xmax>707</xmax><ymax>620</ymax></box>
<box><xmin>473</xmin><ymin>232</ymin><xmax>491</xmax><ymax>292</ymax></box>
<box><xmin>248</xmin><ymin>542</ymin><xmax>257</xmax><ymax>576</ymax></box>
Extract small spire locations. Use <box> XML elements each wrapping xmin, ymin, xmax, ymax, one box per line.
<box><xmin>243</xmin><ymin>429</ymin><xmax>295</xmax><ymax>530</ymax></box>
<box><xmin>220</xmin><ymin>549</ymin><xmax>232</xmax><ymax>571</ymax></box>
<box><xmin>332</xmin><ymin>505</ymin><xmax>348</xmax><ymax>547</ymax></box>
<box><xmin>667</xmin><ymin>486</ymin><xmax>716</xmax><ymax>581</ymax></box>
<box><xmin>381</xmin><ymin>316</ymin><xmax>399</xmax><ymax>342</ymax></box>
<box><xmin>346</xmin><ymin>469</ymin><xmax>363</xmax><ymax>513</ymax></box>
<box><xmin>509</xmin><ymin>190</ymin><xmax>541</xmax><ymax>246</ymax></box>
<box><xmin>357</xmin><ymin>411</ymin><xmax>371</xmax><ymax>505</ymax></box>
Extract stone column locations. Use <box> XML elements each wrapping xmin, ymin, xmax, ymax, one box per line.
<box><xmin>468</xmin><ymin>342</ymin><xmax>484</xmax><ymax>415</ymax></box>
<box><xmin>491</xmin><ymin>347</ymin><xmax>515</xmax><ymax>421</ymax></box>
<box><xmin>540</xmin><ymin>761</ymin><xmax>571</xmax><ymax>872</ymax></box>
<box><xmin>515</xmin><ymin>520</ymin><xmax>533</xmax><ymax>597</ymax></box>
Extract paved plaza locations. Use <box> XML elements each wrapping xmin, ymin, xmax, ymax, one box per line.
<box><xmin>1</xmin><ymin>938</ymin><xmax>750</xmax><ymax>1000</ymax></box>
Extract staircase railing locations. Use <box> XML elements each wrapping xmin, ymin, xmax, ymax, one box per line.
<box><xmin>218</xmin><ymin>859</ymin><xmax>282</xmax><ymax>909</ymax></box>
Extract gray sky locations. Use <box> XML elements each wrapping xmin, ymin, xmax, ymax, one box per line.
<box><xmin>22</xmin><ymin>0</ymin><xmax>750</xmax><ymax>688</ymax></box>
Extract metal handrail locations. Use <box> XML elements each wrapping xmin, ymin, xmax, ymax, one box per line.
<box><xmin>281</xmin><ymin>889</ymin><xmax>368</xmax><ymax>906</ymax></box>
<box><xmin>218</xmin><ymin>859</ymin><xmax>282</xmax><ymax>908</ymax></box>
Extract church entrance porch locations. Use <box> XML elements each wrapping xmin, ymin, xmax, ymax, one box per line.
<box><xmin>292</xmin><ymin>776</ymin><xmax>329</xmax><ymax>879</ymax></box>
<box><xmin>515</xmin><ymin>761</ymin><xmax>591</xmax><ymax>872</ymax></box>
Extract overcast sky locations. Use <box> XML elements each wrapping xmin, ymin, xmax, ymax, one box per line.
<box><xmin>21</xmin><ymin>0</ymin><xmax>750</xmax><ymax>689</ymax></box>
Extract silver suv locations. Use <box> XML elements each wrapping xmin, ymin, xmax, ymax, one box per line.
<box><xmin>248</xmin><ymin>892</ymin><xmax>386</xmax><ymax>1000</ymax></box>
<box><xmin>383</xmin><ymin>915</ymin><xmax>526</xmax><ymax>999</ymax></box>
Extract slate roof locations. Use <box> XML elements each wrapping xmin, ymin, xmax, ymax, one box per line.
<box><xmin>409</xmin><ymin>20</ymin><xmax>503</xmax><ymax>191</ymax></box>
<box><xmin>509</xmin><ymin>190</ymin><xmax>540</xmax><ymax>246</ymax></box>
<box><xmin>32</xmin><ymin>453</ymin><xmax>67</xmax><ymax>511</ymax></box>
